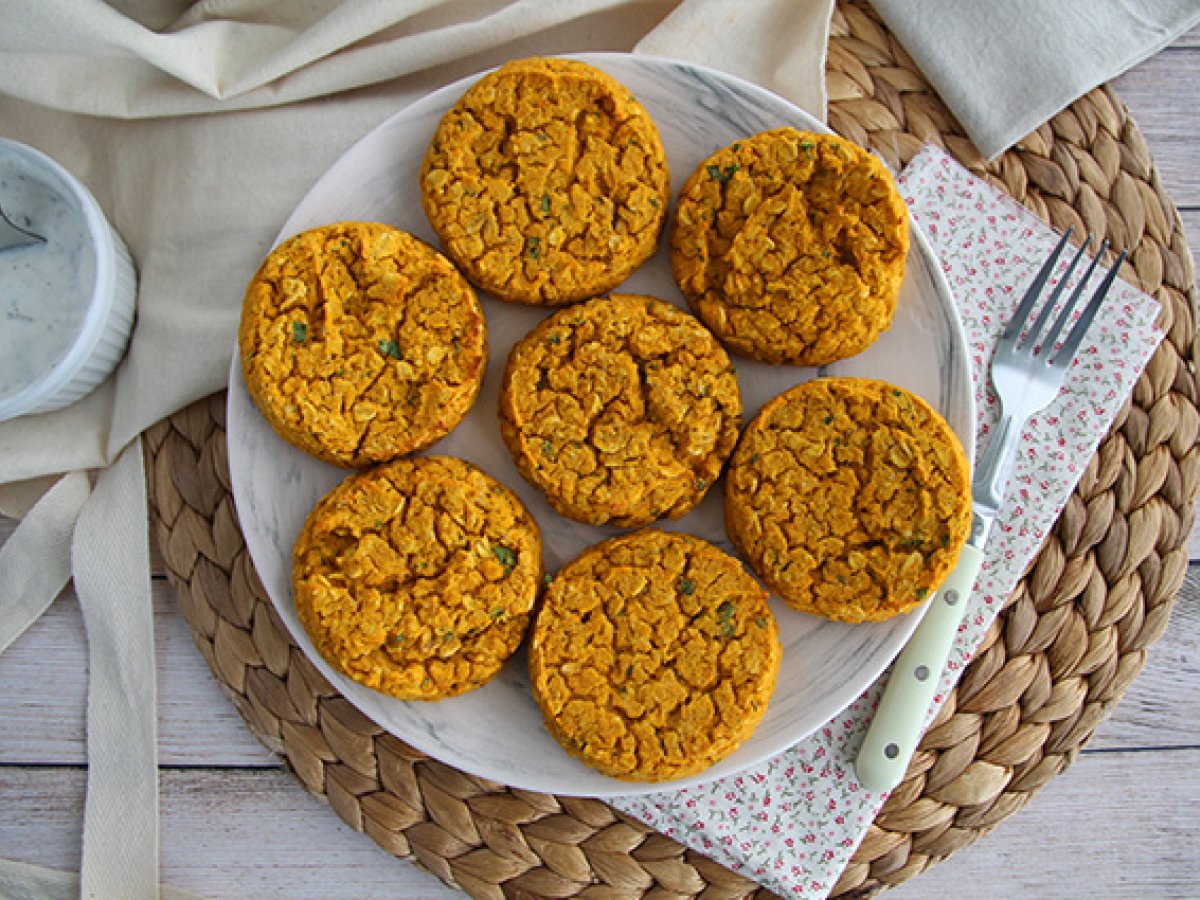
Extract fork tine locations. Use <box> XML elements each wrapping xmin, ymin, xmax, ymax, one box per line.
<box><xmin>1001</xmin><ymin>226</ymin><xmax>1074</xmax><ymax>343</ymax></box>
<box><xmin>1050</xmin><ymin>248</ymin><xmax>1128</xmax><ymax>368</ymax></box>
<box><xmin>1019</xmin><ymin>234</ymin><xmax>1092</xmax><ymax>352</ymax></box>
<box><xmin>1040</xmin><ymin>238</ymin><xmax>1107</xmax><ymax>352</ymax></box>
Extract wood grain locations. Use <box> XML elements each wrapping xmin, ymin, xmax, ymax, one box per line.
<box><xmin>1111</xmin><ymin>49</ymin><xmax>1200</xmax><ymax>206</ymax></box>
<box><xmin>0</xmin><ymin>767</ymin><xmax>461</xmax><ymax>899</ymax></box>
<box><xmin>886</xmin><ymin>749</ymin><xmax>1200</xmax><ymax>898</ymax></box>
<box><xmin>0</xmin><ymin>584</ymin><xmax>272</xmax><ymax>767</ymax></box>
<box><xmin>2</xmin><ymin>751</ymin><xmax>1196</xmax><ymax>900</ymax></box>
<box><xmin>1</xmin><ymin>23</ymin><xmax>1198</xmax><ymax>900</ymax></box>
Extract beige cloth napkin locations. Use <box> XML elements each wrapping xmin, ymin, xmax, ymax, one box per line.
<box><xmin>0</xmin><ymin>0</ymin><xmax>832</xmax><ymax>490</ymax></box>
<box><xmin>0</xmin><ymin>1</ymin><xmax>835</xmax><ymax>896</ymax></box>
<box><xmin>869</xmin><ymin>0</ymin><xmax>1200</xmax><ymax>160</ymax></box>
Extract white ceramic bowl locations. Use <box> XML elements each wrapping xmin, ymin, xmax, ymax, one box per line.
<box><xmin>0</xmin><ymin>138</ymin><xmax>137</xmax><ymax>421</ymax></box>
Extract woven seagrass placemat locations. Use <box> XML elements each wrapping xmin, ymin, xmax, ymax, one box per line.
<box><xmin>142</xmin><ymin>4</ymin><xmax>1199</xmax><ymax>897</ymax></box>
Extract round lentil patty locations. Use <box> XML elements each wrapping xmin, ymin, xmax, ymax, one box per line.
<box><xmin>725</xmin><ymin>377</ymin><xmax>971</xmax><ymax>622</ymax></box>
<box><xmin>293</xmin><ymin>456</ymin><xmax>542</xmax><ymax>701</ymax></box>
<box><xmin>420</xmin><ymin>56</ymin><xmax>669</xmax><ymax>306</ymax></box>
<box><xmin>239</xmin><ymin>222</ymin><xmax>487</xmax><ymax>467</ymax></box>
<box><xmin>671</xmin><ymin>128</ymin><xmax>909</xmax><ymax>365</ymax></box>
<box><xmin>499</xmin><ymin>293</ymin><xmax>742</xmax><ymax>527</ymax></box>
<box><xmin>529</xmin><ymin>529</ymin><xmax>780</xmax><ymax>781</ymax></box>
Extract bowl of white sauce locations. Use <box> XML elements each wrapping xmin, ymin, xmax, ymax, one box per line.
<box><xmin>0</xmin><ymin>138</ymin><xmax>137</xmax><ymax>421</ymax></box>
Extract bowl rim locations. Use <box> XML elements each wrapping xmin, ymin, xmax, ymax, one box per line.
<box><xmin>0</xmin><ymin>137</ymin><xmax>120</xmax><ymax>421</ymax></box>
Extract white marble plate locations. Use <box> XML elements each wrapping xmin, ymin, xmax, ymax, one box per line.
<box><xmin>227</xmin><ymin>53</ymin><xmax>974</xmax><ymax>797</ymax></box>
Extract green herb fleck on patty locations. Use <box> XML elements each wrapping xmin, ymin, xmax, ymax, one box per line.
<box><xmin>716</xmin><ymin>600</ymin><xmax>737</xmax><ymax>638</ymax></box>
<box><xmin>492</xmin><ymin>544</ymin><xmax>517</xmax><ymax>575</ymax></box>
<box><xmin>706</xmin><ymin>163</ymin><xmax>740</xmax><ymax>183</ymax></box>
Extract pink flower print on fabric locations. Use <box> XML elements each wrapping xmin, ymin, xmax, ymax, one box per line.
<box><xmin>611</xmin><ymin>145</ymin><xmax>1163</xmax><ymax>899</ymax></box>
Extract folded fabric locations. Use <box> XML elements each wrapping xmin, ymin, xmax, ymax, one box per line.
<box><xmin>636</xmin><ymin>0</ymin><xmax>832</xmax><ymax>121</ymax></box>
<box><xmin>0</xmin><ymin>0</ymin><xmax>676</xmax><ymax>491</ymax></box>
<box><xmin>0</xmin><ymin>0</ymin><xmax>673</xmax><ymax>117</ymax></box>
<box><xmin>0</xmin><ymin>2</ymin><xmax>836</xmax><ymax>896</ymax></box>
<box><xmin>0</xmin><ymin>3</ymin><xmax>1167</xmax><ymax>894</ymax></box>
<box><xmin>614</xmin><ymin>144</ymin><xmax>1164</xmax><ymax>897</ymax></box>
<box><xmin>868</xmin><ymin>0</ymin><xmax>1200</xmax><ymax>160</ymax></box>
<box><xmin>0</xmin><ymin>0</ymin><xmax>835</xmax><ymax>497</ymax></box>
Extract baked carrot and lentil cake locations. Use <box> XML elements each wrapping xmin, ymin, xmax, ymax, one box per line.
<box><xmin>671</xmin><ymin>128</ymin><xmax>909</xmax><ymax>365</ymax></box>
<box><xmin>293</xmin><ymin>455</ymin><xmax>542</xmax><ymax>700</ymax></box>
<box><xmin>529</xmin><ymin>529</ymin><xmax>780</xmax><ymax>781</ymax></box>
<box><xmin>239</xmin><ymin>222</ymin><xmax>487</xmax><ymax>467</ymax></box>
<box><xmin>725</xmin><ymin>377</ymin><xmax>971</xmax><ymax>622</ymax></box>
<box><xmin>499</xmin><ymin>293</ymin><xmax>741</xmax><ymax>527</ymax></box>
<box><xmin>420</xmin><ymin>57</ymin><xmax>669</xmax><ymax>306</ymax></box>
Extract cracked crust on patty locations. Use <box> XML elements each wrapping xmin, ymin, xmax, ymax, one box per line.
<box><xmin>725</xmin><ymin>377</ymin><xmax>971</xmax><ymax>622</ymax></box>
<box><xmin>671</xmin><ymin>128</ymin><xmax>909</xmax><ymax>365</ymax></box>
<box><xmin>499</xmin><ymin>293</ymin><xmax>742</xmax><ymax>527</ymax></box>
<box><xmin>239</xmin><ymin>222</ymin><xmax>487</xmax><ymax>467</ymax></box>
<box><xmin>419</xmin><ymin>56</ymin><xmax>669</xmax><ymax>306</ymax></box>
<box><xmin>293</xmin><ymin>455</ymin><xmax>543</xmax><ymax>701</ymax></box>
<box><xmin>529</xmin><ymin>529</ymin><xmax>780</xmax><ymax>781</ymax></box>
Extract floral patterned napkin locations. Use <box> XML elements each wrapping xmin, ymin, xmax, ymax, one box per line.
<box><xmin>612</xmin><ymin>145</ymin><xmax>1165</xmax><ymax>897</ymax></box>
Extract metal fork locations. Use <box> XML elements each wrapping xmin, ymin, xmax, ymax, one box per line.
<box><xmin>974</xmin><ymin>227</ymin><xmax>1127</xmax><ymax>528</ymax></box>
<box><xmin>856</xmin><ymin>227</ymin><xmax>1127</xmax><ymax>793</ymax></box>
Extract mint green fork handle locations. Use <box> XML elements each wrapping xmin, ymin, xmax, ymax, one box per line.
<box><xmin>855</xmin><ymin>542</ymin><xmax>986</xmax><ymax>793</ymax></box>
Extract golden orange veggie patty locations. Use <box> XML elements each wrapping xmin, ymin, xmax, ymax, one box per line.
<box><xmin>293</xmin><ymin>456</ymin><xmax>542</xmax><ymax>701</ymax></box>
<box><xmin>725</xmin><ymin>377</ymin><xmax>971</xmax><ymax>622</ymax></box>
<box><xmin>529</xmin><ymin>529</ymin><xmax>780</xmax><ymax>782</ymax></box>
<box><xmin>239</xmin><ymin>222</ymin><xmax>487</xmax><ymax>467</ymax></box>
<box><xmin>671</xmin><ymin>128</ymin><xmax>909</xmax><ymax>365</ymax></box>
<box><xmin>420</xmin><ymin>56</ymin><xmax>669</xmax><ymax>306</ymax></box>
<box><xmin>499</xmin><ymin>293</ymin><xmax>742</xmax><ymax>527</ymax></box>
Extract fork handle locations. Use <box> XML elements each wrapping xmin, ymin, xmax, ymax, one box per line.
<box><xmin>855</xmin><ymin>543</ymin><xmax>985</xmax><ymax>793</ymax></box>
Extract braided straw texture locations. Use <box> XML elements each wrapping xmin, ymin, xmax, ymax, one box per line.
<box><xmin>143</xmin><ymin>4</ymin><xmax>1199</xmax><ymax>897</ymax></box>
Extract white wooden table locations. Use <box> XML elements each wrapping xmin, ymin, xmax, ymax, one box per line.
<box><xmin>2</xmin><ymin>31</ymin><xmax>1198</xmax><ymax>899</ymax></box>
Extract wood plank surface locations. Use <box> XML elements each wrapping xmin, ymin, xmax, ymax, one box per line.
<box><xmin>1111</xmin><ymin>47</ymin><xmax>1200</xmax><ymax>205</ymax></box>
<box><xmin>0</xmin><ymin>768</ymin><xmax>461</xmax><ymax>899</ymax></box>
<box><xmin>0</xmin><ymin>584</ymin><xmax>273</xmax><ymax>767</ymax></box>
<box><xmin>1</xmin><ymin>23</ymin><xmax>1198</xmax><ymax>900</ymax></box>
<box><xmin>1</xmin><ymin>749</ymin><xmax>1196</xmax><ymax>900</ymax></box>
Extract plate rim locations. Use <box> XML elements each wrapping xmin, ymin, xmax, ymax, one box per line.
<box><xmin>226</xmin><ymin>51</ymin><xmax>975</xmax><ymax>797</ymax></box>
